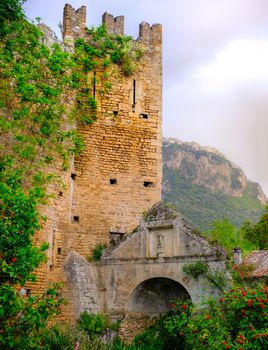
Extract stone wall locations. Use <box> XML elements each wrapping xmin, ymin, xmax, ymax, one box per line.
<box><xmin>29</xmin><ymin>3</ymin><xmax>162</xmax><ymax>322</ymax></box>
<box><xmin>118</xmin><ymin>313</ymin><xmax>152</xmax><ymax>344</ymax></box>
<box><xmin>61</xmin><ymin>2</ymin><xmax>162</xmax><ymax>262</ymax></box>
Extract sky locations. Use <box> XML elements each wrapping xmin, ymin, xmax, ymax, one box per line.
<box><xmin>24</xmin><ymin>0</ymin><xmax>268</xmax><ymax>195</ymax></box>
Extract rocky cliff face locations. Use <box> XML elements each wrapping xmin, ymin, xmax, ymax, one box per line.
<box><xmin>163</xmin><ymin>138</ymin><xmax>266</xmax><ymax>205</ymax></box>
<box><xmin>162</xmin><ymin>138</ymin><xmax>266</xmax><ymax>231</ymax></box>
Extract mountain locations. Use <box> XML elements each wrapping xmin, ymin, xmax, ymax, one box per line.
<box><xmin>162</xmin><ymin>138</ymin><xmax>266</xmax><ymax>231</ymax></box>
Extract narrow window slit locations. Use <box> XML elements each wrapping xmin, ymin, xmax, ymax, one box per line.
<box><xmin>71</xmin><ymin>173</ymin><xmax>77</xmax><ymax>180</ymax></box>
<box><xmin>57</xmin><ymin>248</ymin><xmax>62</xmax><ymax>255</ymax></box>
<box><xmin>113</xmin><ymin>111</ymin><xmax>119</xmax><ymax>117</ymax></box>
<box><xmin>73</xmin><ymin>216</ymin><xmax>79</xmax><ymax>223</ymax></box>
<box><xmin>110</xmin><ymin>179</ymin><xmax>117</xmax><ymax>185</ymax></box>
<box><xmin>140</xmin><ymin>113</ymin><xmax>148</xmax><ymax>119</ymax></box>
<box><xmin>144</xmin><ymin>181</ymin><xmax>154</xmax><ymax>188</ymax></box>
<box><xmin>132</xmin><ymin>79</ymin><xmax>136</xmax><ymax>112</ymax></box>
<box><xmin>93</xmin><ymin>71</ymin><xmax>96</xmax><ymax>98</ymax></box>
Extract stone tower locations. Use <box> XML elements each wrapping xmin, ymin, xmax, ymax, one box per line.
<box><xmin>32</xmin><ymin>4</ymin><xmax>162</xmax><ymax>320</ymax></box>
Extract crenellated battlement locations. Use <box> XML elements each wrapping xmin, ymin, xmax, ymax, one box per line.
<box><xmin>62</xmin><ymin>3</ymin><xmax>162</xmax><ymax>50</ymax></box>
<box><xmin>139</xmin><ymin>22</ymin><xmax>162</xmax><ymax>46</ymax></box>
<box><xmin>63</xmin><ymin>3</ymin><xmax>87</xmax><ymax>39</ymax></box>
<box><xmin>102</xmin><ymin>12</ymin><xmax>124</xmax><ymax>36</ymax></box>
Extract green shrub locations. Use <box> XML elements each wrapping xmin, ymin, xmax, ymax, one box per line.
<box><xmin>185</xmin><ymin>284</ymin><xmax>268</xmax><ymax>349</ymax></box>
<box><xmin>125</xmin><ymin>285</ymin><xmax>268</xmax><ymax>350</ymax></box>
<box><xmin>43</xmin><ymin>324</ymin><xmax>105</xmax><ymax>350</ymax></box>
<box><xmin>183</xmin><ymin>261</ymin><xmax>208</xmax><ymax>279</ymax></box>
<box><xmin>78</xmin><ymin>312</ymin><xmax>108</xmax><ymax>338</ymax></box>
<box><xmin>129</xmin><ymin>301</ymin><xmax>193</xmax><ymax>350</ymax></box>
<box><xmin>44</xmin><ymin>313</ymin><xmax>120</xmax><ymax>350</ymax></box>
<box><xmin>87</xmin><ymin>243</ymin><xmax>107</xmax><ymax>261</ymax></box>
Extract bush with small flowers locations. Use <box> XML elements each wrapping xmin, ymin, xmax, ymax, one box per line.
<box><xmin>132</xmin><ymin>301</ymin><xmax>193</xmax><ymax>350</ymax></box>
<box><xmin>129</xmin><ymin>285</ymin><xmax>267</xmax><ymax>350</ymax></box>
<box><xmin>174</xmin><ymin>285</ymin><xmax>267</xmax><ymax>350</ymax></box>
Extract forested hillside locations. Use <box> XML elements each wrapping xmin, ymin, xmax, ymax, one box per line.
<box><xmin>162</xmin><ymin>138</ymin><xmax>266</xmax><ymax>231</ymax></box>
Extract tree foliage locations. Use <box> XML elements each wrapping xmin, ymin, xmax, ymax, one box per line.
<box><xmin>0</xmin><ymin>0</ymin><xmax>143</xmax><ymax>347</ymax></box>
<box><xmin>0</xmin><ymin>0</ymin><xmax>25</xmax><ymax>29</ymax></box>
<box><xmin>0</xmin><ymin>2</ymin><xmax>68</xmax><ymax>347</ymax></box>
<box><xmin>241</xmin><ymin>206</ymin><xmax>268</xmax><ymax>250</ymax></box>
<box><xmin>204</xmin><ymin>219</ymin><xmax>257</xmax><ymax>257</ymax></box>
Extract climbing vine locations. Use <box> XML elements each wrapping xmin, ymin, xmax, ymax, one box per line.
<box><xmin>84</xmin><ymin>25</ymin><xmax>144</xmax><ymax>76</ymax></box>
<box><xmin>72</xmin><ymin>25</ymin><xmax>144</xmax><ymax>123</ymax></box>
<box><xmin>1</xmin><ymin>17</ymin><xmax>144</xmax><ymax>189</ymax></box>
<box><xmin>183</xmin><ymin>261</ymin><xmax>227</xmax><ymax>292</ymax></box>
<box><xmin>183</xmin><ymin>261</ymin><xmax>209</xmax><ymax>279</ymax></box>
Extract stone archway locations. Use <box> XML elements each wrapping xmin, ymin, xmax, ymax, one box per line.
<box><xmin>127</xmin><ymin>277</ymin><xmax>191</xmax><ymax>315</ymax></box>
<box><xmin>65</xmin><ymin>202</ymin><xmax>227</xmax><ymax>322</ymax></box>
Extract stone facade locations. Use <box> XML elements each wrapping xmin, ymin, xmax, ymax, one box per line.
<box><xmin>30</xmin><ymin>3</ymin><xmax>162</xmax><ymax>321</ymax></box>
<box><xmin>65</xmin><ymin>202</ymin><xmax>228</xmax><ymax>339</ymax></box>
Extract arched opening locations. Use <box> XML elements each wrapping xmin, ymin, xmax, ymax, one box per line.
<box><xmin>127</xmin><ymin>277</ymin><xmax>191</xmax><ymax>315</ymax></box>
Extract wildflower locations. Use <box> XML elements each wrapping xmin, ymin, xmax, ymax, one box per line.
<box><xmin>11</xmin><ymin>257</ymin><xmax>17</xmax><ymax>263</ymax></box>
<box><xmin>247</xmin><ymin>299</ymin><xmax>253</xmax><ymax>307</ymax></box>
<box><xmin>181</xmin><ymin>304</ymin><xmax>187</xmax><ymax>309</ymax></box>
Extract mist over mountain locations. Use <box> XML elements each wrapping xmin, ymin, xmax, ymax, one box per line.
<box><xmin>162</xmin><ymin>138</ymin><xmax>266</xmax><ymax>231</ymax></box>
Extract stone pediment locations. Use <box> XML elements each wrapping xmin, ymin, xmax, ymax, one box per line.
<box><xmin>103</xmin><ymin>202</ymin><xmax>225</xmax><ymax>262</ymax></box>
<box><xmin>65</xmin><ymin>202</ymin><xmax>228</xmax><ymax>320</ymax></box>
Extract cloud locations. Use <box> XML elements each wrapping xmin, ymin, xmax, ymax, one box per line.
<box><xmin>194</xmin><ymin>39</ymin><xmax>268</xmax><ymax>92</ymax></box>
